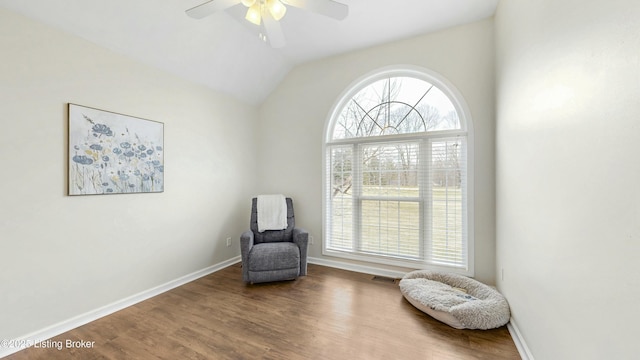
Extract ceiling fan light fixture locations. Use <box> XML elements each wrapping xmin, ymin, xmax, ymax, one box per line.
<box><xmin>267</xmin><ymin>0</ymin><xmax>287</xmax><ymax>21</ymax></box>
<box><xmin>245</xmin><ymin>3</ymin><xmax>262</xmax><ymax>25</ymax></box>
<box><xmin>186</xmin><ymin>0</ymin><xmax>349</xmax><ymax>48</ymax></box>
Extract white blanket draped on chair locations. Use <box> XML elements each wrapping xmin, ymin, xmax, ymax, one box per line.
<box><xmin>257</xmin><ymin>194</ymin><xmax>288</xmax><ymax>232</ymax></box>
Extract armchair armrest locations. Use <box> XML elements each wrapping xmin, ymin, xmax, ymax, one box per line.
<box><xmin>240</xmin><ymin>230</ymin><xmax>254</xmax><ymax>282</ymax></box>
<box><xmin>293</xmin><ymin>227</ymin><xmax>309</xmax><ymax>276</ymax></box>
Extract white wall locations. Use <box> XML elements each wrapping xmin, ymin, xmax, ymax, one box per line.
<box><xmin>495</xmin><ymin>0</ymin><xmax>640</xmax><ymax>358</ymax></box>
<box><xmin>0</xmin><ymin>8</ymin><xmax>256</xmax><ymax>342</ymax></box>
<box><xmin>258</xmin><ymin>19</ymin><xmax>497</xmax><ymax>284</ymax></box>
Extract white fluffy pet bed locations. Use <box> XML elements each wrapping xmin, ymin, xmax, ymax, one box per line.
<box><xmin>399</xmin><ymin>270</ymin><xmax>510</xmax><ymax>330</ymax></box>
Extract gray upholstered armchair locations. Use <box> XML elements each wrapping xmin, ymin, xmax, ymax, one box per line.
<box><xmin>240</xmin><ymin>197</ymin><xmax>309</xmax><ymax>283</ymax></box>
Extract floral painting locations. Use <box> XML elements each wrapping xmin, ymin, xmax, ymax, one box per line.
<box><xmin>68</xmin><ymin>104</ymin><xmax>164</xmax><ymax>195</ymax></box>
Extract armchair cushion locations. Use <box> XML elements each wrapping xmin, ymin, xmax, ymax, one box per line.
<box><xmin>248</xmin><ymin>242</ymin><xmax>300</xmax><ymax>272</ymax></box>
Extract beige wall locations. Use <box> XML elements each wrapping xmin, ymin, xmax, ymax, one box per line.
<box><xmin>0</xmin><ymin>8</ymin><xmax>256</xmax><ymax>341</ymax></box>
<box><xmin>258</xmin><ymin>19</ymin><xmax>497</xmax><ymax>284</ymax></box>
<box><xmin>495</xmin><ymin>0</ymin><xmax>640</xmax><ymax>358</ymax></box>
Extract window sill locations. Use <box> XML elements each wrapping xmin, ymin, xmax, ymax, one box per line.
<box><xmin>322</xmin><ymin>248</ymin><xmax>473</xmax><ymax>277</ymax></box>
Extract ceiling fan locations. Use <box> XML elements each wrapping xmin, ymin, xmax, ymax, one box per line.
<box><xmin>186</xmin><ymin>0</ymin><xmax>348</xmax><ymax>48</ymax></box>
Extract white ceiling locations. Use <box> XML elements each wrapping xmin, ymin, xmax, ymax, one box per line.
<box><xmin>0</xmin><ymin>0</ymin><xmax>498</xmax><ymax>104</ymax></box>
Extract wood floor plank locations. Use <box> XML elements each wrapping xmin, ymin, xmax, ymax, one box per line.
<box><xmin>5</xmin><ymin>264</ymin><xmax>520</xmax><ymax>359</ymax></box>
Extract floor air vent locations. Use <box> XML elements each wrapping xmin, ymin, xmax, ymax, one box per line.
<box><xmin>371</xmin><ymin>275</ymin><xmax>398</xmax><ymax>284</ymax></box>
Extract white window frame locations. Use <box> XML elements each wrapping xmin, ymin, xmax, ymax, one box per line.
<box><xmin>322</xmin><ymin>65</ymin><xmax>475</xmax><ymax>276</ymax></box>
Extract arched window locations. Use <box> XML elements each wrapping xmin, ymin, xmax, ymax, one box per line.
<box><xmin>323</xmin><ymin>67</ymin><xmax>474</xmax><ymax>274</ymax></box>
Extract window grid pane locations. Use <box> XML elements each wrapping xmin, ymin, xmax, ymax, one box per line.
<box><xmin>361</xmin><ymin>143</ymin><xmax>420</xmax><ymax>198</ymax></box>
<box><xmin>429</xmin><ymin>138</ymin><xmax>466</xmax><ymax>266</ymax></box>
<box><xmin>360</xmin><ymin>200</ymin><xmax>421</xmax><ymax>258</ymax></box>
<box><xmin>357</xmin><ymin>142</ymin><xmax>421</xmax><ymax>258</ymax></box>
<box><xmin>328</xmin><ymin>146</ymin><xmax>354</xmax><ymax>250</ymax></box>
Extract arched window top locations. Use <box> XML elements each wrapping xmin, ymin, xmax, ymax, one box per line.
<box><xmin>330</xmin><ymin>74</ymin><xmax>462</xmax><ymax>141</ymax></box>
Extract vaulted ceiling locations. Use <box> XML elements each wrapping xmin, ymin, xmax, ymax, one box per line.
<box><xmin>0</xmin><ymin>0</ymin><xmax>498</xmax><ymax>104</ymax></box>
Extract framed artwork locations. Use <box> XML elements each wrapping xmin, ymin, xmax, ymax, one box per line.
<box><xmin>68</xmin><ymin>103</ymin><xmax>164</xmax><ymax>195</ymax></box>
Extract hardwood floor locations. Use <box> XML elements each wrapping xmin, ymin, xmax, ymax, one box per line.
<box><xmin>6</xmin><ymin>264</ymin><xmax>520</xmax><ymax>359</ymax></box>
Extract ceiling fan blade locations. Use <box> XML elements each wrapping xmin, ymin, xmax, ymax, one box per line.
<box><xmin>282</xmin><ymin>0</ymin><xmax>348</xmax><ymax>20</ymax></box>
<box><xmin>186</xmin><ymin>0</ymin><xmax>241</xmax><ymax>19</ymax></box>
<box><xmin>262</xmin><ymin>12</ymin><xmax>286</xmax><ymax>48</ymax></box>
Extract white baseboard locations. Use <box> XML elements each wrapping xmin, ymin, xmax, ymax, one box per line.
<box><xmin>507</xmin><ymin>318</ymin><xmax>534</xmax><ymax>360</ymax></box>
<box><xmin>308</xmin><ymin>256</ymin><xmax>408</xmax><ymax>279</ymax></box>
<box><xmin>0</xmin><ymin>256</ymin><xmax>241</xmax><ymax>359</ymax></box>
